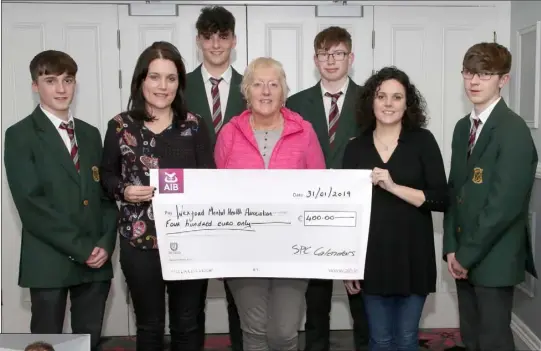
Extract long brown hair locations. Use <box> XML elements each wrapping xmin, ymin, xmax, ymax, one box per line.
<box><xmin>125</xmin><ymin>41</ymin><xmax>188</xmax><ymax>125</ymax></box>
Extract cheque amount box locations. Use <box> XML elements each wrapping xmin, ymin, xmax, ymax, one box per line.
<box><xmin>303</xmin><ymin>211</ymin><xmax>357</xmax><ymax>227</ymax></box>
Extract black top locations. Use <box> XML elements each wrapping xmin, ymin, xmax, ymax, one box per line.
<box><xmin>342</xmin><ymin>127</ymin><xmax>448</xmax><ymax>295</ymax></box>
<box><xmin>100</xmin><ymin>112</ymin><xmax>215</xmax><ymax>250</ymax></box>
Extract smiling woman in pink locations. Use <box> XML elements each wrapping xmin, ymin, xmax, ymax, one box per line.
<box><xmin>214</xmin><ymin>57</ymin><xmax>325</xmax><ymax>350</ymax></box>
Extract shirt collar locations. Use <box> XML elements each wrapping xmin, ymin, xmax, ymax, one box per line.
<box><xmin>201</xmin><ymin>64</ymin><xmax>232</xmax><ymax>84</ymax></box>
<box><xmin>470</xmin><ymin>96</ymin><xmax>501</xmax><ymax>125</ymax></box>
<box><xmin>320</xmin><ymin>77</ymin><xmax>350</xmax><ymax>97</ymax></box>
<box><xmin>40</xmin><ymin>105</ymin><xmax>74</xmax><ymax>129</ymax></box>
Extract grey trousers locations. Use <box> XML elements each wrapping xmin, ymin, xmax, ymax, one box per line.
<box><xmin>456</xmin><ymin>279</ymin><xmax>515</xmax><ymax>351</ymax></box>
<box><xmin>226</xmin><ymin>278</ymin><xmax>309</xmax><ymax>351</ymax></box>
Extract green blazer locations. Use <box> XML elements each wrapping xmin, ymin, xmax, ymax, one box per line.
<box><xmin>3</xmin><ymin>106</ymin><xmax>118</xmax><ymax>288</ymax></box>
<box><xmin>185</xmin><ymin>64</ymin><xmax>246</xmax><ymax>144</ymax></box>
<box><xmin>443</xmin><ymin>99</ymin><xmax>538</xmax><ymax>287</ymax></box>
<box><xmin>286</xmin><ymin>79</ymin><xmax>362</xmax><ymax>169</ymax></box>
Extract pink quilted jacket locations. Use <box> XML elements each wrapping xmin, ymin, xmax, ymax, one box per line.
<box><xmin>214</xmin><ymin>107</ymin><xmax>325</xmax><ymax>169</ymax></box>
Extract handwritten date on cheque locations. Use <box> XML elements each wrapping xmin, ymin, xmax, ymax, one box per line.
<box><xmin>293</xmin><ymin>186</ymin><xmax>351</xmax><ymax>199</ymax></box>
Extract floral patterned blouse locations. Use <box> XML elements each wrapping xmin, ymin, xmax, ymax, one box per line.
<box><xmin>100</xmin><ymin>112</ymin><xmax>215</xmax><ymax>250</ymax></box>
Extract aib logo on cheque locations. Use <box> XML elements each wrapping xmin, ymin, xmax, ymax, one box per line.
<box><xmin>158</xmin><ymin>169</ymin><xmax>184</xmax><ymax>193</ymax></box>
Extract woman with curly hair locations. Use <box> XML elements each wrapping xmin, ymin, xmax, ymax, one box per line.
<box><xmin>342</xmin><ymin>66</ymin><xmax>449</xmax><ymax>351</ymax></box>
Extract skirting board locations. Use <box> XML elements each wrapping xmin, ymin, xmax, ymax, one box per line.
<box><xmin>511</xmin><ymin>313</ymin><xmax>541</xmax><ymax>350</ymax></box>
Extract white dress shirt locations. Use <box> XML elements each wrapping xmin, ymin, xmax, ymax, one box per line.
<box><xmin>40</xmin><ymin>105</ymin><xmax>76</xmax><ymax>152</ymax></box>
<box><xmin>201</xmin><ymin>64</ymin><xmax>232</xmax><ymax>116</ymax></box>
<box><xmin>469</xmin><ymin>97</ymin><xmax>501</xmax><ymax>148</ymax></box>
<box><xmin>321</xmin><ymin>77</ymin><xmax>350</xmax><ymax>130</ymax></box>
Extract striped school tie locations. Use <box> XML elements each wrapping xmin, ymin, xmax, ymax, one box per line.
<box><xmin>210</xmin><ymin>77</ymin><xmax>224</xmax><ymax>133</ymax></box>
<box><xmin>59</xmin><ymin>120</ymin><xmax>80</xmax><ymax>172</ymax></box>
<box><xmin>467</xmin><ymin>117</ymin><xmax>481</xmax><ymax>157</ymax></box>
<box><xmin>326</xmin><ymin>91</ymin><xmax>343</xmax><ymax>148</ymax></box>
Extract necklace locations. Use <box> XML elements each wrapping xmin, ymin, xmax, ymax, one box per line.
<box><xmin>373</xmin><ymin>131</ymin><xmax>397</xmax><ymax>151</ymax></box>
<box><xmin>250</xmin><ymin>114</ymin><xmax>283</xmax><ymax>131</ymax></box>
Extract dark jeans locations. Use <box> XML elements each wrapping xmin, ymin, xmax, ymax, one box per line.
<box><xmin>456</xmin><ymin>280</ymin><xmax>514</xmax><ymax>351</ymax></box>
<box><xmin>119</xmin><ymin>238</ymin><xmax>207</xmax><ymax>351</ymax></box>
<box><xmin>29</xmin><ymin>281</ymin><xmax>111</xmax><ymax>351</ymax></box>
<box><xmin>197</xmin><ymin>280</ymin><xmax>243</xmax><ymax>351</ymax></box>
<box><xmin>363</xmin><ymin>293</ymin><xmax>426</xmax><ymax>351</ymax></box>
<box><xmin>304</xmin><ymin>279</ymin><xmax>369</xmax><ymax>351</ymax></box>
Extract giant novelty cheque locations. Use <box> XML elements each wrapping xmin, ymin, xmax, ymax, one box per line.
<box><xmin>150</xmin><ymin>169</ymin><xmax>372</xmax><ymax>280</ymax></box>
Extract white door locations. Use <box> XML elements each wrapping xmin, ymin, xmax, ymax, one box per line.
<box><xmin>247</xmin><ymin>5</ymin><xmax>374</xmax><ymax>96</ymax></box>
<box><xmin>0</xmin><ymin>3</ymin><xmax>128</xmax><ymax>336</ymax></box>
<box><xmin>374</xmin><ymin>5</ymin><xmax>497</xmax><ymax>328</ymax></box>
<box><xmin>246</xmin><ymin>5</ymin><xmax>374</xmax><ymax>330</ymax></box>
<box><xmin>117</xmin><ymin>4</ymin><xmax>248</xmax><ymax>334</ymax></box>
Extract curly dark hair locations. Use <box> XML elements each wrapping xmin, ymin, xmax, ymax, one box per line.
<box><xmin>356</xmin><ymin>66</ymin><xmax>428</xmax><ymax>131</ymax></box>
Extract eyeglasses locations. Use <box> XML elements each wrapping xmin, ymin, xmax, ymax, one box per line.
<box><xmin>316</xmin><ymin>51</ymin><xmax>349</xmax><ymax>62</ymax></box>
<box><xmin>461</xmin><ymin>70</ymin><xmax>502</xmax><ymax>80</ymax></box>
<box><xmin>251</xmin><ymin>81</ymin><xmax>281</xmax><ymax>90</ymax></box>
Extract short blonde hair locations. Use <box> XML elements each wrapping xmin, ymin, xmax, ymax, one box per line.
<box><xmin>241</xmin><ymin>57</ymin><xmax>290</xmax><ymax>108</ymax></box>
<box><xmin>24</xmin><ymin>342</ymin><xmax>55</xmax><ymax>351</ymax></box>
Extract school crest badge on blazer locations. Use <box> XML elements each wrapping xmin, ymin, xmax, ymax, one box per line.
<box><xmin>472</xmin><ymin>167</ymin><xmax>483</xmax><ymax>184</ymax></box>
<box><xmin>92</xmin><ymin>166</ymin><xmax>100</xmax><ymax>182</ymax></box>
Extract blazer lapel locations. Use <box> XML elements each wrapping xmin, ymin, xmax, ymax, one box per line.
<box><xmin>73</xmin><ymin>120</ymin><xmax>91</xmax><ymax>197</ymax></box>
<box><xmin>454</xmin><ymin>118</ymin><xmax>471</xmax><ymax>187</ymax></box>
<box><xmin>187</xmin><ymin>65</ymin><xmax>213</xmax><ymax>127</ymax></box>
<box><xmin>224</xmin><ymin>68</ymin><xmax>245</xmax><ymax>122</ymax></box>
<box><xmin>31</xmin><ymin>106</ymin><xmax>80</xmax><ymax>185</ymax></box>
<box><xmin>467</xmin><ymin>99</ymin><xmax>507</xmax><ymax>167</ymax></box>
<box><xmin>307</xmin><ymin>84</ymin><xmax>331</xmax><ymax>159</ymax></box>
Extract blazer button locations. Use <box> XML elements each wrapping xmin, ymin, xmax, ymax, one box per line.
<box><xmin>457</xmin><ymin>226</ymin><xmax>461</xmax><ymax>233</ymax></box>
<box><xmin>83</xmin><ymin>200</ymin><xmax>89</xmax><ymax>206</ymax></box>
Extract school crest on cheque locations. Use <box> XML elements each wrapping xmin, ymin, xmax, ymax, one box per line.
<box><xmin>472</xmin><ymin>167</ymin><xmax>483</xmax><ymax>184</ymax></box>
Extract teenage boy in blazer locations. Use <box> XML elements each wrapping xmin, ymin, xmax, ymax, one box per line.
<box><xmin>3</xmin><ymin>50</ymin><xmax>117</xmax><ymax>351</ymax></box>
<box><xmin>186</xmin><ymin>6</ymin><xmax>246</xmax><ymax>145</ymax></box>
<box><xmin>443</xmin><ymin>42</ymin><xmax>538</xmax><ymax>351</ymax></box>
<box><xmin>185</xmin><ymin>6</ymin><xmax>245</xmax><ymax>351</ymax></box>
<box><xmin>286</xmin><ymin>26</ymin><xmax>369</xmax><ymax>351</ymax></box>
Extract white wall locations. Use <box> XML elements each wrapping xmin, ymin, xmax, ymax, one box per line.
<box><xmin>509</xmin><ymin>1</ymin><xmax>541</xmax><ymax>149</ymax></box>
<box><xmin>510</xmin><ymin>1</ymin><xmax>541</xmax><ymax>349</ymax></box>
